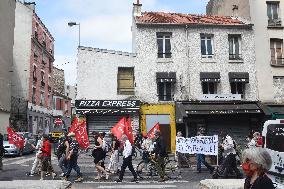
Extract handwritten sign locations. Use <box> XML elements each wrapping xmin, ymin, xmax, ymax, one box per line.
<box><xmin>176</xmin><ymin>135</ymin><xmax>218</xmax><ymax>155</ymax></box>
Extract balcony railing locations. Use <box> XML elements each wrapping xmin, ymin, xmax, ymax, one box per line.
<box><xmin>268</xmin><ymin>19</ymin><xmax>282</xmax><ymax>27</ymax></box>
<box><xmin>229</xmin><ymin>54</ymin><xmax>242</xmax><ymax>60</ymax></box>
<box><xmin>271</xmin><ymin>58</ymin><xmax>284</xmax><ymax>66</ymax></box>
<box><xmin>41</xmin><ymin>81</ymin><xmax>45</xmax><ymax>87</ymax></box>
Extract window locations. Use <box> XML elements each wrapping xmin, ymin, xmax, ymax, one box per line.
<box><xmin>117</xmin><ymin>67</ymin><xmax>135</xmax><ymax>95</ymax></box>
<box><xmin>48</xmin><ymin>60</ymin><xmax>52</xmax><ymax>73</ymax></box>
<box><xmin>42</xmin><ymin>52</ymin><xmax>47</xmax><ymax>64</ymax></box>
<box><xmin>35</xmin><ymin>23</ymin><xmax>38</xmax><ymax>39</ymax></box>
<box><xmin>202</xmin><ymin>82</ymin><xmax>217</xmax><ymax>94</ymax></box>
<box><xmin>34</xmin><ymin>45</ymin><xmax>38</xmax><ymax>62</ymax></box>
<box><xmin>270</xmin><ymin>39</ymin><xmax>284</xmax><ymax>65</ymax></box>
<box><xmin>41</xmin><ymin>71</ymin><xmax>45</xmax><ymax>87</ymax></box>
<box><xmin>65</xmin><ymin>101</ymin><xmax>68</xmax><ymax>112</ymax></box>
<box><xmin>42</xmin><ymin>33</ymin><xmax>46</xmax><ymax>47</ymax></box>
<box><xmin>33</xmin><ymin>65</ymin><xmax>37</xmax><ymax>81</ymax></box>
<box><xmin>229</xmin><ymin>35</ymin><xmax>242</xmax><ymax>60</ymax></box>
<box><xmin>32</xmin><ymin>87</ymin><xmax>36</xmax><ymax>104</ymax></box>
<box><xmin>267</xmin><ymin>2</ymin><xmax>281</xmax><ymax>25</ymax></box>
<box><xmin>49</xmin><ymin>40</ymin><xmax>53</xmax><ymax>54</ymax></box>
<box><xmin>201</xmin><ymin>34</ymin><xmax>214</xmax><ymax>58</ymax></box>
<box><xmin>40</xmin><ymin>92</ymin><xmax>44</xmax><ymax>106</ymax></box>
<box><xmin>158</xmin><ymin>82</ymin><xmax>173</xmax><ymax>101</ymax></box>
<box><xmin>157</xmin><ymin>32</ymin><xmax>172</xmax><ymax>58</ymax></box>
<box><xmin>230</xmin><ymin>82</ymin><xmax>245</xmax><ymax>97</ymax></box>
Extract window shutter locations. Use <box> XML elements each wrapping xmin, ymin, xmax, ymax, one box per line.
<box><xmin>267</xmin><ymin>4</ymin><xmax>272</xmax><ymax>20</ymax></box>
<box><xmin>207</xmin><ymin>38</ymin><xmax>213</xmax><ymax>55</ymax></box>
<box><xmin>165</xmin><ymin>38</ymin><xmax>171</xmax><ymax>58</ymax></box>
<box><xmin>158</xmin><ymin>82</ymin><xmax>164</xmax><ymax>100</ymax></box>
<box><xmin>165</xmin><ymin>82</ymin><xmax>172</xmax><ymax>100</ymax></box>
<box><xmin>201</xmin><ymin>39</ymin><xmax>206</xmax><ymax>55</ymax></box>
<box><xmin>157</xmin><ymin>38</ymin><xmax>163</xmax><ymax>58</ymax></box>
<box><xmin>272</xmin><ymin>4</ymin><xmax>278</xmax><ymax>20</ymax></box>
<box><xmin>235</xmin><ymin>37</ymin><xmax>239</xmax><ymax>56</ymax></box>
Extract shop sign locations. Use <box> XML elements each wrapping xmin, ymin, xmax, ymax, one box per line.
<box><xmin>198</xmin><ymin>94</ymin><xmax>242</xmax><ymax>101</ymax></box>
<box><xmin>75</xmin><ymin>100</ymin><xmax>140</xmax><ymax>109</ymax></box>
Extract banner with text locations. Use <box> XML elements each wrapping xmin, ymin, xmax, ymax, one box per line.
<box><xmin>176</xmin><ymin>135</ymin><xmax>218</xmax><ymax>155</ymax></box>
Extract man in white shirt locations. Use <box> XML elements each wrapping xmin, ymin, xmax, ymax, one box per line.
<box><xmin>116</xmin><ymin>135</ymin><xmax>138</xmax><ymax>183</ymax></box>
<box><xmin>28</xmin><ymin>130</ymin><xmax>43</xmax><ymax>176</ymax></box>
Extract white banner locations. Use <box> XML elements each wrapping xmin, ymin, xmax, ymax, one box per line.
<box><xmin>176</xmin><ymin>135</ymin><xmax>218</xmax><ymax>155</ymax></box>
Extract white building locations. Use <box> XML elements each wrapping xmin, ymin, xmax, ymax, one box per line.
<box><xmin>77</xmin><ymin>2</ymin><xmax>262</xmax><ymax>151</ymax></box>
<box><xmin>207</xmin><ymin>0</ymin><xmax>284</xmax><ymax>119</ymax></box>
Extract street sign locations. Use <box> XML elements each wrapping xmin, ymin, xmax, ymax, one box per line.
<box><xmin>54</xmin><ymin>118</ymin><xmax>63</xmax><ymax>125</ymax></box>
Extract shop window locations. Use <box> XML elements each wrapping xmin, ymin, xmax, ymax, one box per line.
<box><xmin>117</xmin><ymin>67</ymin><xmax>135</xmax><ymax>95</ymax></box>
<box><xmin>201</xmin><ymin>34</ymin><xmax>214</xmax><ymax>58</ymax></box>
<box><xmin>228</xmin><ymin>35</ymin><xmax>242</xmax><ymax>60</ymax></box>
<box><xmin>157</xmin><ymin>32</ymin><xmax>172</xmax><ymax>58</ymax></box>
<box><xmin>202</xmin><ymin>82</ymin><xmax>217</xmax><ymax>94</ymax></box>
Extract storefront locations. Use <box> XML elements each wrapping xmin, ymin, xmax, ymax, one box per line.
<box><xmin>75</xmin><ymin>100</ymin><xmax>140</xmax><ymax>136</ymax></box>
<box><xmin>140</xmin><ymin>104</ymin><xmax>176</xmax><ymax>153</ymax></box>
<box><xmin>176</xmin><ymin>101</ymin><xmax>265</xmax><ymax>146</ymax></box>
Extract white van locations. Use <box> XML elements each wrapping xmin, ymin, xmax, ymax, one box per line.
<box><xmin>262</xmin><ymin>119</ymin><xmax>284</xmax><ymax>188</ymax></box>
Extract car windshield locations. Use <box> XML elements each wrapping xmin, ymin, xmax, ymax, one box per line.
<box><xmin>3</xmin><ymin>134</ymin><xmax>8</xmax><ymax>141</ymax></box>
<box><xmin>266</xmin><ymin>124</ymin><xmax>284</xmax><ymax>152</ymax></box>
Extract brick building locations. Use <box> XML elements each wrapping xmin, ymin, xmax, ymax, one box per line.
<box><xmin>11</xmin><ymin>1</ymin><xmax>54</xmax><ymax>134</ymax></box>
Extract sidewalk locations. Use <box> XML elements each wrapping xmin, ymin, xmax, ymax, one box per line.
<box><xmin>0</xmin><ymin>180</ymin><xmax>71</xmax><ymax>189</ymax></box>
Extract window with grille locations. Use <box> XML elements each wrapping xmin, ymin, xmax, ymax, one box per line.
<box><xmin>157</xmin><ymin>82</ymin><xmax>174</xmax><ymax>101</ymax></box>
<box><xmin>117</xmin><ymin>67</ymin><xmax>135</xmax><ymax>95</ymax></box>
<box><xmin>267</xmin><ymin>2</ymin><xmax>281</xmax><ymax>26</ymax></box>
<box><xmin>201</xmin><ymin>34</ymin><xmax>214</xmax><ymax>58</ymax></box>
<box><xmin>157</xmin><ymin>32</ymin><xmax>172</xmax><ymax>58</ymax></box>
<box><xmin>202</xmin><ymin>82</ymin><xmax>217</xmax><ymax>94</ymax></box>
<box><xmin>230</xmin><ymin>82</ymin><xmax>245</xmax><ymax>98</ymax></box>
<box><xmin>229</xmin><ymin>35</ymin><xmax>242</xmax><ymax>60</ymax></box>
<box><xmin>270</xmin><ymin>39</ymin><xmax>283</xmax><ymax>65</ymax></box>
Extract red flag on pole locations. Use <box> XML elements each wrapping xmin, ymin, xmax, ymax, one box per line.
<box><xmin>111</xmin><ymin>117</ymin><xmax>127</xmax><ymax>140</ymax></box>
<box><xmin>7</xmin><ymin>127</ymin><xmax>25</xmax><ymax>148</ymax></box>
<box><xmin>75</xmin><ymin>120</ymin><xmax>90</xmax><ymax>149</ymax></box>
<box><xmin>69</xmin><ymin>116</ymin><xmax>79</xmax><ymax>133</ymax></box>
<box><xmin>147</xmin><ymin>122</ymin><xmax>160</xmax><ymax>139</ymax></box>
<box><xmin>125</xmin><ymin>116</ymin><xmax>134</xmax><ymax>144</ymax></box>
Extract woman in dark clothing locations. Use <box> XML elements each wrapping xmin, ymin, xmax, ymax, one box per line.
<box><xmin>242</xmin><ymin>148</ymin><xmax>275</xmax><ymax>189</ymax></box>
<box><xmin>92</xmin><ymin>132</ymin><xmax>109</xmax><ymax>180</ymax></box>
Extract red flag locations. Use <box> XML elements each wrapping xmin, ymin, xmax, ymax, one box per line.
<box><xmin>147</xmin><ymin>122</ymin><xmax>160</xmax><ymax>139</ymax></box>
<box><xmin>75</xmin><ymin>120</ymin><xmax>90</xmax><ymax>149</ymax></box>
<box><xmin>69</xmin><ymin>116</ymin><xmax>79</xmax><ymax>133</ymax></box>
<box><xmin>111</xmin><ymin>117</ymin><xmax>127</xmax><ymax>140</ymax></box>
<box><xmin>7</xmin><ymin>127</ymin><xmax>25</xmax><ymax>148</ymax></box>
<box><xmin>125</xmin><ymin>116</ymin><xmax>134</xmax><ymax>144</ymax></box>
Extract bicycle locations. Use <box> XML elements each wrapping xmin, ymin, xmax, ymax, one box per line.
<box><xmin>136</xmin><ymin>154</ymin><xmax>181</xmax><ymax>179</ymax></box>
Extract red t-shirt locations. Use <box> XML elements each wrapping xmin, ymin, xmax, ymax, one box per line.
<box><xmin>41</xmin><ymin>140</ymin><xmax>51</xmax><ymax>157</ymax></box>
<box><xmin>257</xmin><ymin>137</ymin><xmax>263</xmax><ymax>146</ymax></box>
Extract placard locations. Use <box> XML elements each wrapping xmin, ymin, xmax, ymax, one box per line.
<box><xmin>176</xmin><ymin>135</ymin><xmax>218</xmax><ymax>155</ymax></box>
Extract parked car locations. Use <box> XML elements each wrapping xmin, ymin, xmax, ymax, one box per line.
<box><xmin>3</xmin><ymin>132</ymin><xmax>35</xmax><ymax>156</ymax></box>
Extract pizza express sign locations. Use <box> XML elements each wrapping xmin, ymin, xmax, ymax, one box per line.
<box><xmin>75</xmin><ymin>100</ymin><xmax>140</xmax><ymax>109</ymax></box>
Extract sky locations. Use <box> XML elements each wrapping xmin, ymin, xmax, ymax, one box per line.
<box><xmin>32</xmin><ymin>0</ymin><xmax>209</xmax><ymax>85</ymax></box>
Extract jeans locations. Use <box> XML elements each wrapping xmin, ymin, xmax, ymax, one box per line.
<box><xmin>119</xmin><ymin>156</ymin><xmax>137</xmax><ymax>180</ymax></box>
<box><xmin>58</xmin><ymin>154</ymin><xmax>67</xmax><ymax>174</ymax></box>
<box><xmin>197</xmin><ymin>154</ymin><xmax>214</xmax><ymax>172</ymax></box>
<box><xmin>64</xmin><ymin>154</ymin><xmax>82</xmax><ymax>178</ymax></box>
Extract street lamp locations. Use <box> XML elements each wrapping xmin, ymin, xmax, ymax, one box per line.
<box><xmin>68</xmin><ymin>22</ymin><xmax>81</xmax><ymax>47</ymax></box>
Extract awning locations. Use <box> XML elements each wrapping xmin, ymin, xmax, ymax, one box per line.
<box><xmin>260</xmin><ymin>104</ymin><xmax>284</xmax><ymax>119</ymax></box>
<box><xmin>229</xmin><ymin>72</ymin><xmax>249</xmax><ymax>83</ymax></box>
<box><xmin>156</xmin><ymin>72</ymin><xmax>176</xmax><ymax>82</ymax></box>
<box><xmin>176</xmin><ymin>102</ymin><xmax>262</xmax><ymax>122</ymax></box>
<box><xmin>200</xmin><ymin>72</ymin><xmax>220</xmax><ymax>82</ymax></box>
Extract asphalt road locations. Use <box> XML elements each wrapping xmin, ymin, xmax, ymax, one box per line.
<box><xmin>1</xmin><ymin>152</ymin><xmax>212</xmax><ymax>189</ymax></box>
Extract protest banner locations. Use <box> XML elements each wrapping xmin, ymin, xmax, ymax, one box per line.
<box><xmin>176</xmin><ymin>135</ymin><xmax>218</xmax><ymax>156</ymax></box>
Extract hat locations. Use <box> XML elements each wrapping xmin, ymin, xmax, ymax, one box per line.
<box><xmin>67</xmin><ymin>132</ymin><xmax>75</xmax><ymax>137</ymax></box>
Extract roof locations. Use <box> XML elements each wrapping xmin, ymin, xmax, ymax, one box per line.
<box><xmin>136</xmin><ymin>12</ymin><xmax>246</xmax><ymax>26</ymax></box>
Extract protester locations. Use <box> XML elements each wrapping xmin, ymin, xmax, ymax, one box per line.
<box><xmin>56</xmin><ymin>134</ymin><xmax>70</xmax><ymax>176</ymax></box>
<box><xmin>220</xmin><ymin>133</ymin><xmax>242</xmax><ymax>178</ymax></box>
<box><xmin>242</xmin><ymin>148</ymin><xmax>275</xmax><ymax>189</ymax></box>
<box><xmin>40</xmin><ymin>134</ymin><xmax>56</xmax><ymax>180</ymax></box>
<box><xmin>196</xmin><ymin>131</ymin><xmax>214</xmax><ymax>173</ymax></box>
<box><xmin>141</xmin><ymin>132</ymin><xmax>152</xmax><ymax>163</ymax></box>
<box><xmin>28</xmin><ymin>130</ymin><xmax>43</xmax><ymax>176</ymax></box>
<box><xmin>116</xmin><ymin>135</ymin><xmax>138</xmax><ymax>183</ymax></box>
<box><xmin>134</xmin><ymin>133</ymin><xmax>143</xmax><ymax>149</ymax></box>
<box><xmin>153</xmin><ymin>130</ymin><xmax>168</xmax><ymax>182</ymax></box>
<box><xmin>100</xmin><ymin>132</ymin><xmax>107</xmax><ymax>170</ymax></box>
<box><xmin>0</xmin><ymin>132</ymin><xmax>4</xmax><ymax>171</ymax></box>
<box><xmin>175</xmin><ymin>131</ymin><xmax>184</xmax><ymax>167</ymax></box>
<box><xmin>63</xmin><ymin>132</ymin><xmax>83</xmax><ymax>182</ymax></box>
<box><xmin>107</xmin><ymin>134</ymin><xmax>120</xmax><ymax>174</ymax></box>
<box><xmin>92</xmin><ymin>132</ymin><xmax>109</xmax><ymax>180</ymax></box>
<box><xmin>253</xmin><ymin>132</ymin><xmax>263</xmax><ymax>147</ymax></box>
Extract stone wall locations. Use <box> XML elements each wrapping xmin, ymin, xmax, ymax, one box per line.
<box><xmin>53</xmin><ymin>67</ymin><xmax>65</xmax><ymax>94</ymax></box>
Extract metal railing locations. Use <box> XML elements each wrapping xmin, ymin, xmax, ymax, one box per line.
<box><xmin>271</xmin><ymin>58</ymin><xmax>284</xmax><ymax>66</ymax></box>
<box><xmin>229</xmin><ymin>54</ymin><xmax>242</xmax><ymax>60</ymax></box>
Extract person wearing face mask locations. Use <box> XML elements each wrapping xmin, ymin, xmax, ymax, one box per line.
<box><xmin>242</xmin><ymin>148</ymin><xmax>275</xmax><ymax>189</ymax></box>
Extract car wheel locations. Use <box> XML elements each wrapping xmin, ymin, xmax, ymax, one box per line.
<box><xmin>18</xmin><ymin>149</ymin><xmax>23</xmax><ymax>156</ymax></box>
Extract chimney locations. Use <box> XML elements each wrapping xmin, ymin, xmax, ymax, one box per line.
<box><xmin>24</xmin><ymin>2</ymin><xmax>36</xmax><ymax>11</ymax></box>
<box><xmin>133</xmin><ymin>0</ymin><xmax>142</xmax><ymax>17</ymax></box>
<box><xmin>232</xmin><ymin>5</ymin><xmax>238</xmax><ymax>17</ymax></box>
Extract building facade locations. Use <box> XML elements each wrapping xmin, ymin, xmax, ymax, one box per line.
<box><xmin>207</xmin><ymin>0</ymin><xmax>284</xmax><ymax>118</ymax></box>
<box><xmin>12</xmin><ymin>1</ymin><xmax>54</xmax><ymax>134</ymax></box>
<box><xmin>77</xmin><ymin>2</ymin><xmax>263</xmax><ymax>151</ymax></box>
<box><xmin>0</xmin><ymin>0</ymin><xmax>16</xmax><ymax>133</ymax></box>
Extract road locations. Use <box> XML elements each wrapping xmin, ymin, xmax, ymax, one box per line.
<box><xmin>1</xmin><ymin>152</ymin><xmax>212</xmax><ymax>189</ymax></box>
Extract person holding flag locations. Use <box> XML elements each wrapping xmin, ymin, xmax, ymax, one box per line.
<box><xmin>7</xmin><ymin>127</ymin><xmax>25</xmax><ymax>150</ymax></box>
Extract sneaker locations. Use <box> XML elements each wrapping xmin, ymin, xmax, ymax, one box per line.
<box><xmin>60</xmin><ymin>173</ymin><xmax>65</xmax><ymax>177</ymax></box>
<box><xmin>158</xmin><ymin>178</ymin><xmax>165</xmax><ymax>182</ymax></box>
<box><xmin>131</xmin><ymin>178</ymin><xmax>138</xmax><ymax>183</ymax></box>
<box><xmin>74</xmin><ymin>177</ymin><xmax>83</xmax><ymax>182</ymax></box>
<box><xmin>29</xmin><ymin>174</ymin><xmax>34</xmax><ymax>177</ymax></box>
<box><xmin>52</xmin><ymin>173</ymin><xmax>57</xmax><ymax>179</ymax></box>
<box><xmin>40</xmin><ymin>178</ymin><xmax>43</xmax><ymax>181</ymax></box>
<box><xmin>116</xmin><ymin>179</ymin><xmax>122</xmax><ymax>183</ymax></box>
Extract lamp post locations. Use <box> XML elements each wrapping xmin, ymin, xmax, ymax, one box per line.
<box><xmin>68</xmin><ymin>22</ymin><xmax>81</xmax><ymax>47</ymax></box>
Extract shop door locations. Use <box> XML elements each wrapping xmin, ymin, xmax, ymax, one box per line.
<box><xmin>159</xmin><ymin>124</ymin><xmax>171</xmax><ymax>152</ymax></box>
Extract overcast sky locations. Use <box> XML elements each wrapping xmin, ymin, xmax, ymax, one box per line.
<box><xmin>33</xmin><ymin>0</ymin><xmax>209</xmax><ymax>85</ymax></box>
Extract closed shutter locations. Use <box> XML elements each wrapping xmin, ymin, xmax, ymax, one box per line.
<box><xmin>117</xmin><ymin>68</ymin><xmax>134</xmax><ymax>95</ymax></box>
